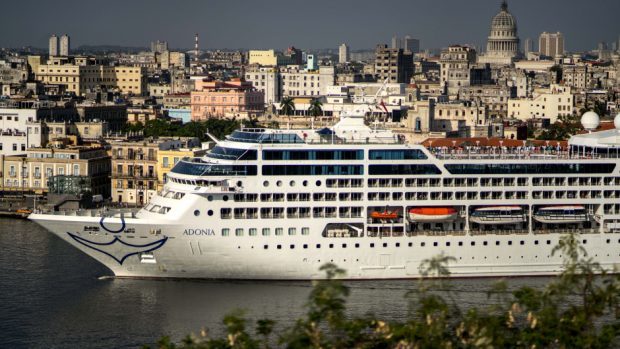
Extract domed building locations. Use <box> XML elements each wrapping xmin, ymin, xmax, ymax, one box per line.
<box><xmin>478</xmin><ymin>1</ymin><xmax>520</xmax><ymax>66</ymax></box>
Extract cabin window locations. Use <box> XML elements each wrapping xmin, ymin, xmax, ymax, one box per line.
<box><xmin>222</xmin><ymin>228</ymin><xmax>230</xmax><ymax>236</ymax></box>
<box><xmin>262</xmin><ymin>228</ymin><xmax>270</xmax><ymax>236</ymax></box>
<box><xmin>249</xmin><ymin>228</ymin><xmax>257</xmax><ymax>236</ymax></box>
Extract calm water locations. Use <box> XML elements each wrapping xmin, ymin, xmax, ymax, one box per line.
<box><xmin>0</xmin><ymin>218</ymin><xmax>551</xmax><ymax>348</ymax></box>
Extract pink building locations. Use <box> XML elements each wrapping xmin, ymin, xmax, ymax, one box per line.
<box><xmin>191</xmin><ymin>78</ymin><xmax>265</xmax><ymax>120</ymax></box>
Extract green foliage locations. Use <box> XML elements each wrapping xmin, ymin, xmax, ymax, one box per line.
<box><xmin>307</xmin><ymin>99</ymin><xmax>323</xmax><ymax>118</ymax></box>
<box><xmin>537</xmin><ymin>113</ymin><xmax>581</xmax><ymax>140</ymax></box>
<box><xmin>121</xmin><ymin>118</ymin><xmax>241</xmax><ymax>142</ymax></box>
<box><xmin>279</xmin><ymin>97</ymin><xmax>295</xmax><ymax>116</ymax></box>
<box><xmin>148</xmin><ymin>237</ymin><xmax>620</xmax><ymax>348</ymax></box>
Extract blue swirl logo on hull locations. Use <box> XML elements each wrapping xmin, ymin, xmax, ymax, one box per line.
<box><xmin>68</xmin><ymin>233</ymin><xmax>168</xmax><ymax>265</ymax></box>
<box><xmin>99</xmin><ymin>215</ymin><xmax>126</xmax><ymax>233</ymax></box>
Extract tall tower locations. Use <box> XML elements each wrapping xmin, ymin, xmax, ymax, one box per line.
<box><xmin>339</xmin><ymin>43</ymin><xmax>350</xmax><ymax>64</ymax></box>
<box><xmin>539</xmin><ymin>32</ymin><xmax>564</xmax><ymax>58</ymax></box>
<box><xmin>60</xmin><ymin>34</ymin><xmax>70</xmax><ymax>56</ymax></box>
<box><xmin>49</xmin><ymin>35</ymin><xmax>59</xmax><ymax>57</ymax></box>
<box><xmin>524</xmin><ymin>38</ymin><xmax>532</xmax><ymax>56</ymax></box>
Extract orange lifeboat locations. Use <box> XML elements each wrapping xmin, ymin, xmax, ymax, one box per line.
<box><xmin>370</xmin><ymin>210</ymin><xmax>399</xmax><ymax>220</ymax></box>
<box><xmin>408</xmin><ymin>207</ymin><xmax>458</xmax><ymax>222</ymax></box>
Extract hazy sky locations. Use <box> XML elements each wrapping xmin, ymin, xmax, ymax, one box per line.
<box><xmin>1</xmin><ymin>0</ymin><xmax>618</xmax><ymax>52</ymax></box>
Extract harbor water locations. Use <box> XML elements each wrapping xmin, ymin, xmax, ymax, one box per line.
<box><xmin>0</xmin><ymin>218</ymin><xmax>552</xmax><ymax>348</ymax></box>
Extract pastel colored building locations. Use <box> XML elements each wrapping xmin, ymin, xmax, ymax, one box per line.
<box><xmin>191</xmin><ymin>78</ymin><xmax>264</xmax><ymax>120</ymax></box>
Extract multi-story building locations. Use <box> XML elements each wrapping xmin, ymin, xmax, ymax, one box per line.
<box><xmin>1</xmin><ymin>146</ymin><xmax>110</xmax><ymax>197</ymax></box>
<box><xmin>281</xmin><ymin>65</ymin><xmax>335</xmax><ymax>98</ymax></box>
<box><xmin>339</xmin><ymin>44</ymin><xmax>350</xmax><ymax>64</ymax></box>
<box><xmin>524</xmin><ymin>38</ymin><xmax>533</xmax><ymax>56</ymax></box>
<box><xmin>562</xmin><ymin>64</ymin><xmax>590</xmax><ymax>89</ymax></box>
<box><xmin>35</xmin><ymin>63</ymin><xmax>147</xmax><ymax>96</ymax></box>
<box><xmin>0</xmin><ymin>102</ymin><xmax>76</xmax><ymax>155</ymax></box>
<box><xmin>248</xmin><ymin>50</ymin><xmax>297</xmax><ymax>66</ymax></box>
<box><xmin>403</xmin><ymin>35</ymin><xmax>420</xmax><ymax>54</ymax></box>
<box><xmin>244</xmin><ymin>66</ymin><xmax>281</xmax><ymax>104</ymax></box>
<box><xmin>110</xmin><ymin>138</ymin><xmax>199</xmax><ymax>205</ymax></box>
<box><xmin>374</xmin><ymin>44</ymin><xmax>414</xmax><ymax>83</ymax></box>
<box><xmin>458</xmin><ymin>84</ymin><xmax>515</xmax><ymax>118</ymax></box>
<box><xmin>191</xmin><ymin>78</ymin><xmax>264</xmax><ymax>120</ymax></box>
<box><xmin>433</xmin><ymin>101</ymin><xmax>489</xmax><ymax>137</ymax></box>
<box><xmin>60</xmin><ymin>34</ymin><xmax>70</xmax><ymax>57</ymax></box>
<box><xmin>539</xmin><ymin>32</ymin><xmax>564</xmax><ymax>58</ymax></box>
<box><xmin>440</xmin><ymin>45</ymin><xmax>478</xmax><ymax>97</ymax></box>
<box><xmin>49</xmin><ymin>35</ymin><xmax>59</xmax><ymax>57</ymax></box>
<box><xmin>507</xmin><ymin>84</ymin><xmax>574</xmax><ymax>123</ymax></box>
<box><xmin>151</xmin><ymin>40</ymin><xmax>168</xmax><ymax>54</ymax></box>
<box><xmin>127</xmin><ymin>106</ymin><xmax>165</xmax><ymax>124</ymax></box>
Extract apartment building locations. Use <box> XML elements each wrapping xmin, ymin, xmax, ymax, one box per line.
<box><xmin>191</xmin><ymin>79</ymin><xmax>264</xmax><ymax>120</ymax></box>
<box><xmin>36</xmin><ymin>63</ymin><xmax>147</xmax><ymax>96</ymax></box>
<box><xmin>1</xmin><ymin>146</ymin><xmax>110</xmax><ymax>196</ymax></box>
<box><xmin>507</xmin><ymin>84</ymin><xmax>574</xmax><ymax>123</ymax></box>
<box><xmin>110</xmin><ymin>138</ymin><xmax>200</xmax><ymax>205</ymax></box>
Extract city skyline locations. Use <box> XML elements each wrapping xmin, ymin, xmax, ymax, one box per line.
<box><xmin>0</xmin><ymin>0</ymin><xmax>618</xmax><ymax>52</ymax></box>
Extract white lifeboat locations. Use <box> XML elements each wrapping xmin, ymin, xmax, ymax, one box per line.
<box><xmin>533</xmin><ymin>205</ymin><xmax>587</xmax><ymax>224</ymax></box>
<box><xmin>470</xmin><ymin>206</ymin><xmax>526</xmax><ymax>225</ymax></box>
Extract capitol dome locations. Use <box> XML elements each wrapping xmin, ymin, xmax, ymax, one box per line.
<box><xmin>491</xmin><ymin>2</ymin><xmax>517</xmax><ymax>29</ymax></box>
<box><xmin>479</xmin><ymin>1</ymin><xmax>520</xmax><ymax>66</ymax></box>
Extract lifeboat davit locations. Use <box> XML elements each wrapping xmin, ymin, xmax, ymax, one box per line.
<box><xmin>370</xmin><ymin>210</ymin><xmax>399</xmax><ymax>220</ymax></box>
<box><xmin>408</xmin><ymin>207</ymin><xmax>458</xmax><ymax>222</ymax></box>
<box><xmin>534</xmin><ymin>205</ymin><xmax>587</xmax><ymax>224</ymax></box>
<box><xmin>470</xmin><ymin>206</ymin><xmax>526</xmax><ymax>225</ymax></box>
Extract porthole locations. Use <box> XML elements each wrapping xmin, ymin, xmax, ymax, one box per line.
<box><xmin>236</xmin><ymin>181</ymin><xmax>242</xmax><ymax>187</ymax></box>
<box><xmin>207</xmin><ymin>195</ymin><xmax>213</xmax><ymax>201</ymax></box>
<box><xmin>263</xmin><ymin>181</ymin><xmax>269</xmax><ymax>187</ymax></box>
<box><xmin>290</xmin><ymin>180</ymin><xmax>296</xmax><ymax>187</ymax></box>
<box><xmin>303</xmin><ymin>180</ymin><xmax>308</xmax><ymax>186</ymax></box>
<box><xmin>276</xmin><ymin>180</ymin><xmax>283</xmax><ymax>187</ymax></box>
<box><xmin>316</xmin><ymin>180</ymin><xmax>322</xmax><ymax>187</ymax></box>
<box><xmin>383</xmin><ymin>242</ymin><xmax>388</xmax><ymax>247</ymax></box>
<box><xmin>194</xmin><ymin>210</ymin><xmax>200</xmax><ymax>216</ymax></box>
<box><xmin>207</xmin><ymin>210</ymin><xmax>213</xmax><ymax>216</ymax></box>
<box><xmin>223</xmin><ymin>195</ymin><xmax>229</xmax><ymax>202</ymax></box>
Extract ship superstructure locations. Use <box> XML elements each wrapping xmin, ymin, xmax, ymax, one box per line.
<box><xmin>30</xmin><ymin>111</ymin><xmax>620</xmax><ymax>279</ymax></box>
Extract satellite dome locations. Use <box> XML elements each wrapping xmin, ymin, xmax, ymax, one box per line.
<box><xmin>581</xmin><ymin>111</ymin><xmax>600</xmax><ymax>131</ymax></box>
<box><xmin>615</xmin><ymin>113</ymin><xmax>620</xmax><ymax>130</ymax></box>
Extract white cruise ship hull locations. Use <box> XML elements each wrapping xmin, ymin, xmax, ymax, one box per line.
<box><xmin>29</xmin><ymin>212</ymin><xmax>620</xmax><ymax>280</ymax></box>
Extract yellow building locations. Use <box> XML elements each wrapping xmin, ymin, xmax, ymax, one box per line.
<box><xmin>111</xmin><ymin>137</ymin><xmax>201</xmax><ymax>205</ymax></box>
<box><xmin>0</xmin><ymin>146</ymin><xmax>110</xmax><ymax>196</ymax></box>
<box><xmin>36</xmin><ymin>64</ymin><xmax>146</xmax><ymax>96</ymax></box>
<box><xmin>248</xmin><ymin>50</ymin><xmax>278</xmax><ymax>66</ymax></box>
<box><xmin>157</xmin><ymin>148</ymin><xmax>207</xmax><ymax>191</ymax></box>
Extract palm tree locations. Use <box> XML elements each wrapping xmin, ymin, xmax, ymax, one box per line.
<box><xmin>279</xmin><ymin>96</ymin><xmax>296</xmax><ymax>116</ymax></box>
<box><xmin>307</xmin><ymin>98</ymin><xmax>323</xmax><ymax>118</ymax></box>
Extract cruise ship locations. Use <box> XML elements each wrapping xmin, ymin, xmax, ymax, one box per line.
<box><xmin>29</xmin><ymin>110</ymin><xmax>620</xmax><ymax>279</ymax></box>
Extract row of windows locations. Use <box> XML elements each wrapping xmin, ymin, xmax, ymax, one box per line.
<box><xmin>262</xmin><ymin>165</ymin><xmax>363</xmax><ymax>176</ymax></box>
<box><xmin>263</xmin><ymin>149</ymin><xmax>364</xmax><ymax>161</ymax></box>
<box><xmin>207</xmin><ymin>147</ymin><xmax>257</xmax><ymax>161</ymax></box>
<box><xmin>368</xmin><ymin>164</ymin><xmax>442</xmax><ymax>175</ymax></box>
<box><xmin>226</xmin><ymin>238</ymin><xmax>620</xmax><ymax>251</ymax></box>
<box><xmin>171</xmin><ymin>162</ymin><xmax>257</xmax><ymax>176</ymax></box>
<box><xmin>221</xmin><ymin>227</ymin><xmax>310</xmax><ymax>236</ymax></box>
<box><xmin>368</xmin><ymin>149</ymin><xmax>427</xmax><ymax>160</ymax></box>
<box><xmin>445</xmin><ymin>163</ymin><xmax>616</xmax><ymax>175</ymax></box>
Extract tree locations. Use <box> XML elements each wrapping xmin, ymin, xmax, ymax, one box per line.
<box><xmin>307</xmin><ymin>98</ymin><xmax>323</xmax><ymax>118</ymax></box>
<box><xmin>146</xmin><ymin>237</ymin><xmax>620</xmax><ymax>348</ymax></box>
<box><xmin>279</xmin><ymin>97</ymin><xmax>295</xmax><ymax>116</ymax></box>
